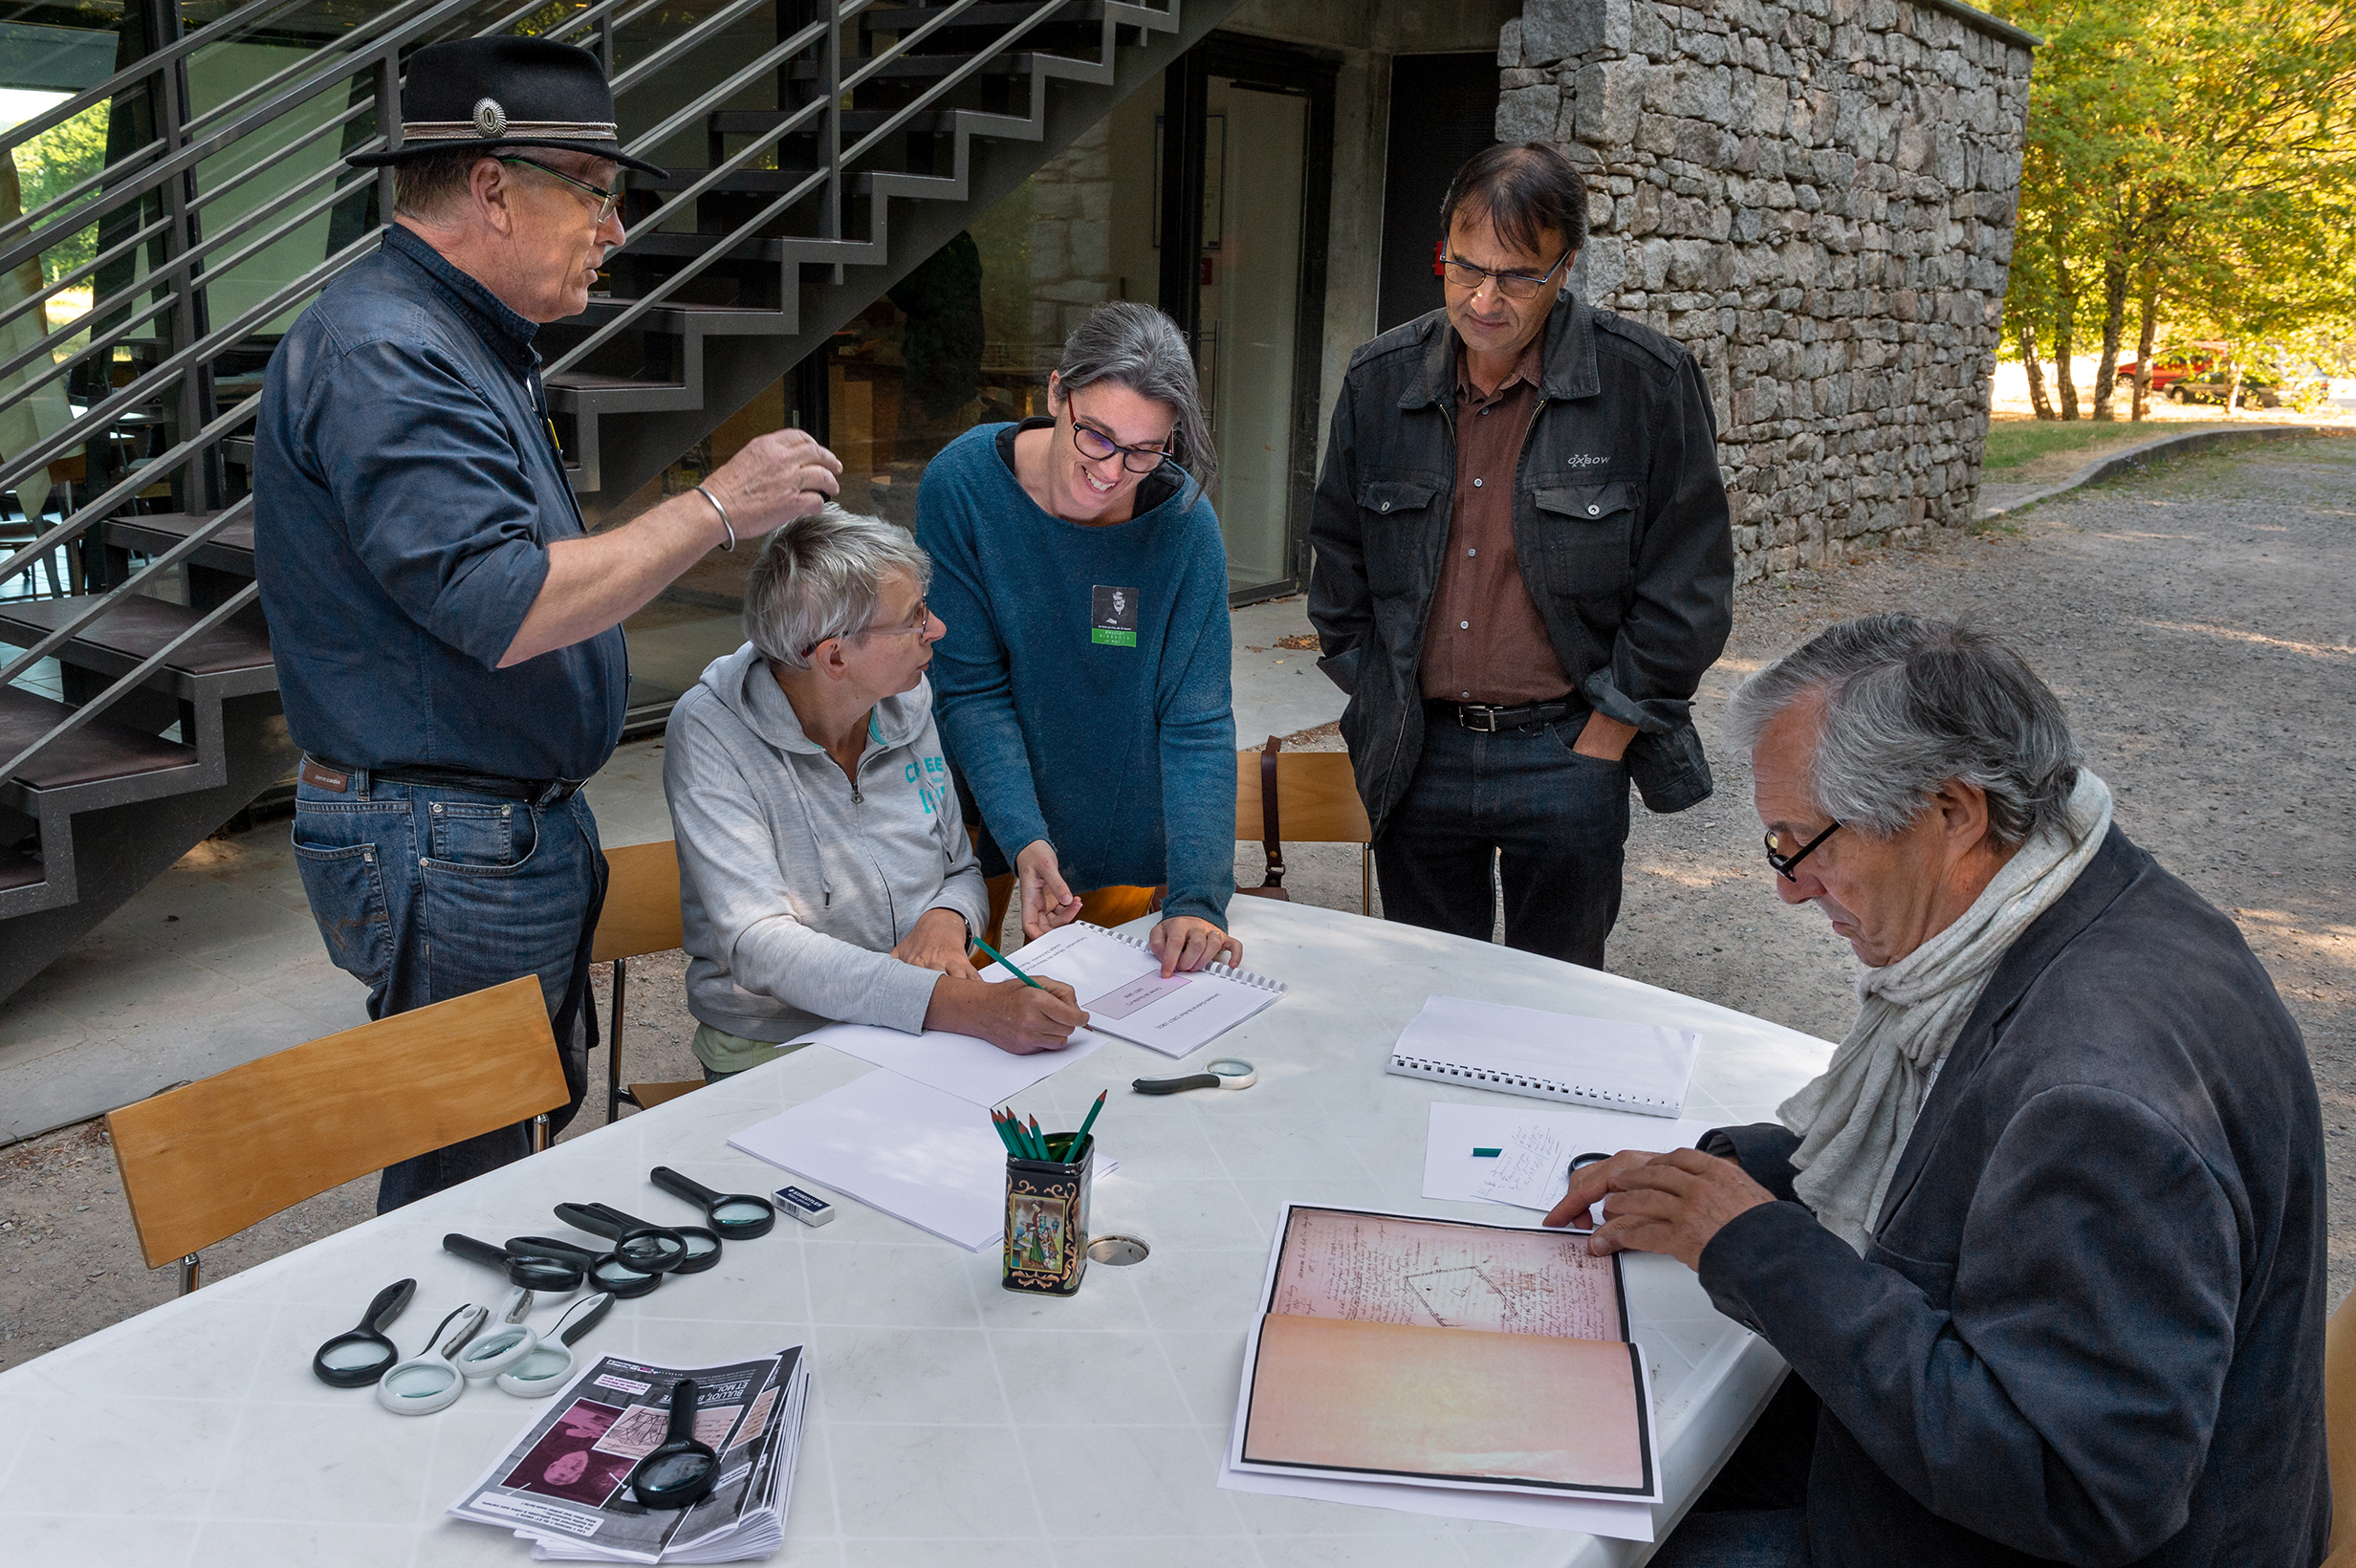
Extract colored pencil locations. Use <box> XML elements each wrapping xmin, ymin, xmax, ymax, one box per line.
<box><xmin>972</xmin><ymin>937</ymin><xmax>1045</xmax><ymax>991</ymax></box>
<box><xmin>1069</xmin><ymin>1090</ymin><xmax>1107</xmax><ymax>1155</ymax></box>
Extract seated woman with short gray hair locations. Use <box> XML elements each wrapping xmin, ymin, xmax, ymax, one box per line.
<box><xmin>663</xmin><ymin>506</ymin><xmax>1087</xmax><ymax>1079</ymax></box>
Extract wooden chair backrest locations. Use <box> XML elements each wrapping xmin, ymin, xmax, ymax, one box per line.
<box><xmin>1233</xmin><ymin>750</ymin><xmax>1371</xmax><ymax>845</ymax></box>
<box><xmin>2325</xmin><ymin>1288</ymin><xmax>2356</xmax><ymax>1565</ymax></box>
<box><xmin>594</xmin><ymin>839</ymin><xmax>684</xmax><ymax>963</ymax></box>
<box><xmin>105</xmin><ymin>976</ymin><xmax>566</xmax><ymax>1269</ymax></box>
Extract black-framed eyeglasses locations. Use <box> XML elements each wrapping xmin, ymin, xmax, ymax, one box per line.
<box><xmin>1070</xmin><ymin>418</ymin><xmax>1172</xmax><ymax>474</ymax></box>
<box><xmin>1440</xmin><ymin>247</ymin><xmax>1571</xmax><ymax>301</ymax></box>
<box><xmin>799</xmin><ymin>598</ymin><xmax>931</xmax><ymax>659</ymax></box>
<box><xmin>498</xmin><ymin>156</ymin><xmax>623</xmax><ymax>226</ymax></box>
<box><xmin>1763</xmin><ymin>820</ymin><xmax>1842</xmax><ymax>882</ymax></box>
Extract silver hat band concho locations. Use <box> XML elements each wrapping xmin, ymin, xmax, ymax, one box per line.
<box><xmin>400</xmin><ymin>120</ymin><xmax>620</xmax><ymax>142</ymax></box>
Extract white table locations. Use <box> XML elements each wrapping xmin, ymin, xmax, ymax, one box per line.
<box><xmin>0</xmin><ymin>899</ymin><xmax>1833</xmax><ymax>1567</ymax></box>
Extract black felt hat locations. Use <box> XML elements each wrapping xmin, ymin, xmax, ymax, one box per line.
<box><xmin>348</xmin><ymin>36</ymin><xmax>665</xmax><ymax>177</ymax></box>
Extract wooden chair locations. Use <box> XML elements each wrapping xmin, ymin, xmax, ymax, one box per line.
<box><xmin>2323</xmin><ymin>1288</ymin><xmax>2356</xmax><ymax>1565</ymax></box>
<box><xmin>1235</xmin><ymin>741</ymin><xmax>1375</xmax><ymax>912</ymax></box>
<box><xmin>594</xmin><ymin>838</ymin><xmax>698</xmax><ymax>1118</ymax></box>
<box><xmin>105</xmin><ymin>976</ymin><xmax>567</xmax><ymax>1295</ymax></box>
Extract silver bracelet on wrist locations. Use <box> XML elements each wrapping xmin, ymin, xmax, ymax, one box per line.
<box><xmin>694</xmin><ymin>484</ymin><xmax>734</xmax><ymax>551</ymax></box>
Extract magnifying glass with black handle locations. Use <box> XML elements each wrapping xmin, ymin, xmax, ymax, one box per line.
<box><xmin>554</xmin><ymin>1201</ymin><xmax>694</xmax><ymax>1274</ymax></box>
<box><xmin>649</xmin><ymin>1166</ymin><xmax>775</xmax><ymax>1239</ymax></box>
<box><xmin>445</xmin><ymin>1231</ymin><xmax>585</xmax><ymax>1293</ymax></box>
<box><xmin>572</xmin><ymin>1200</ymin><xmax>722</xmax><ymax>1274</ymax></box>
<box><xmin>627</xmin><ymin>1378</ymin><xmax>721</xmax><ymax>1510</ymax></box>
<box><xmin>506</xmin><ymin>1234</ymin><xmax>663</xmax><ymax>1299</ymax></box>
<box><xmin>312</xmin><ymin>1277</ymin><xmax>415</xmax><ymax>1387</ymax></box>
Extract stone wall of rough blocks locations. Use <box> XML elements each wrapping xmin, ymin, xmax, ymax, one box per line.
<box><xmin>1496</xmin><ymin>0</ymin><xmax>2034</xmax><ymax>583</ymax></box>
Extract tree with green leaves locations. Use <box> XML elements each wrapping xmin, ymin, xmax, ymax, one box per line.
<box><xmin>1990</xmin><ymin>0</ymin><xmax>2356</xmax><ymax>419</ymax></box>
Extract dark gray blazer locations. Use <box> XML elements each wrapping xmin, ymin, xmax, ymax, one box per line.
<box><xmin>1702</xmin><ymin>825</ymin><xmax>2329</xmax><ymax>1567</ymax></box>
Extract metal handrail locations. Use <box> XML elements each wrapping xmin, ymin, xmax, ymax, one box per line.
<box><xmin>0</xmin><ymin>0</ymin><xmax>1182</xmax><ymax>798</ymax></box>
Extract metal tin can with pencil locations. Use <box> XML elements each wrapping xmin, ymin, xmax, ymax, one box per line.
<box><xmin>994</xmin><ymin>1094</ymin><xmax>1102</xmax><ymax>1296</ymax></box>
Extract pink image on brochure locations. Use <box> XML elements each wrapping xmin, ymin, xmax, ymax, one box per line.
<box><xmin>1086</xmin><ymin>970</ymin><xmax>1191</xmax><ymax>1020</ymax></box>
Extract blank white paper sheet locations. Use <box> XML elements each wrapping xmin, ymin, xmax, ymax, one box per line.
<box><xmin>729</xmin><ymin>1070</ymin><xmax>1111</xmax><ymax>1251</ymax></box>
<box><xmin>787</xmin><ymin>1019</ymin><xmax>1105</xmax><ymax>1107</ymax></box>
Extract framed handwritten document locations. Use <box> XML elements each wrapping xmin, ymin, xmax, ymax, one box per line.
<box><xmin>1230</xmin><ymin>1205</ymin><xmax>1661</xmax><ymax>1503</ymax></box>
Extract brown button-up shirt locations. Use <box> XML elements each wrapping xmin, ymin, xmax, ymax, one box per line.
<box><xmin>1419</xmin><ymin>335</ymin><xmax>1576</xmax><ymax>705</ymax></box>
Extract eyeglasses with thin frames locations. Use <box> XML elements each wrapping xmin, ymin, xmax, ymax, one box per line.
<box><xmin>497</xmin><ymin>156</ymin><xmax>623</xmax><ymax>226</ymax></box>
<box><xmin>1440</xmin><ymin>246</ymin><xmax>1571</xmax><ymax>301</ymax></box>
<box><xmin>1763</xmin><ymin>820</ymin><xmax>1842</xmax><ymax>882</ymax></box>
<box><xmin>799</xmin><ymin>599</ymin><xmax>931</xmax><ymax>660</ymax></box>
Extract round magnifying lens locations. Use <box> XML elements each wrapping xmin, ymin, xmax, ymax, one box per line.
<box><xmin>383</xmin><ymin>1362</ymin><xmax>457</xmax><ymax>1399</ymax></box>
<box><xmin>315</xmin><ymin>1335</ymin><xmax>396</xmax><ymax>1380</ymax></box>
<box><xmin>711</xmin><ymin>1198</ymin><xmax>772</xmax><ymax>1230</ymax></box>
<box><xmin>503</xmin><ymin>1345</ymin><xmax>572</xmax><ymax>1386</ymax></box>
<box><xmin>611</xmin><ymin>1231</ymin><xmax>687</xmax><ymax>1274</ymax></box>
<box><xmin>587</xmin><ymin>1254</ymin><xmax>663</xmax><ymax>1298</ymax></box>
<box><xmin>638</xmin><ymin>1451</ymin><xmax>715</xmax><ymax>1493</ymax></box>
<box><xmin>457</xmin><ymin>1324</ymin><xmax>535</xmax><ymax>1379</ymax></box>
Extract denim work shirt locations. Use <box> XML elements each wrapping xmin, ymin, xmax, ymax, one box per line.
<box><xmin>254</xmin><ymin>225</ymin><xmax>626</xmax><ymax>780</ymax></box>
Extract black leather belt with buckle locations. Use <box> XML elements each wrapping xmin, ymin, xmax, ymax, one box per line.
<box><xmin>1441</xmin><ymin>699</ymin><xmax>1576</xmax><ymax>734</ymax></box>
<box><xmin>307</xmin><ymin>756</ymin><xmax>584</xmax><ymax>804</ymax></box>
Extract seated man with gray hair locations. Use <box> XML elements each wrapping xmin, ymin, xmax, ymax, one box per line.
<box><xmin>664</xmin><ymin>507</ymin><xmax>1088</xmax><ymax>1079</ymax></box>
<box><xmin>1549</xmin><ymin>614</ymin><xmax>2327</xmax><ymax>1566</ymax></box>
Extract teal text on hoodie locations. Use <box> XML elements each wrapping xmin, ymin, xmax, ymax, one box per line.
<box><xmin>663</xmin><ymin>642</ymin><xmax>991</xmax><ymax>1045</ymax></box>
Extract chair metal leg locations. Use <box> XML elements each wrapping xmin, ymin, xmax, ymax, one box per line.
<box><xmin>178</xmin><ymin>1252</ymin><xmax>201</xmax><ymax>1295</ymax></box>
<box><xmin>533</xmin><ymin>1112</ymin><xmax>551</xmax><ymax>1152</ymax></box>
<box><xmin>606</xmin><ymin>957</ymin><xmax>625</xmax><ymax>1122</ymax></box>
<box><xmin>1362</xmin><ymin>846</ymin><xmax>1372</xmax><ymax>915</ymax></box>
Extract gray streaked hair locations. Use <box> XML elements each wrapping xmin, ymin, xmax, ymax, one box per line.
<box><xmin>393</xmin><ymin>151</ymin><xmax>484</xmax><ymax>221</ymax></box>
<box><xmin>743</xmin><ymin>505</ymin><xmax>931</xmax><ymax>671</ymax></box>
<box><xmin>1056</xmin><ymin>300</ymin><xmax>1217</xmax><ymax>503</ymax></box>
<box><xmin>1723</xmin><ymin>614</ymin><xmax>2082</xmax><ymax>848</ymax></box>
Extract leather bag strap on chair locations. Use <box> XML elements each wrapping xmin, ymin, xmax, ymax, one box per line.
<box><xmin>1232</xmin><ymin>735</ymin><xmax>1291</xmax><ymax>903</ymax></box>
<box><xmin>1259</xmin><ymin>735</ymin><xmax>1285</xmax><ymax>888</ymax></box>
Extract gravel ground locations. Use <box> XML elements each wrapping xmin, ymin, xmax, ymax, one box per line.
<box><xmin>4</xmin><ymin>431</ymin><xmax>2350</xmax><ymax>1370</ymax></box>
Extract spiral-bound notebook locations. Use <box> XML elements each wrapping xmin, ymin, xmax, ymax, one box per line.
<box><xmin>1386</xmin><ymin>996</ymin><xmax>1699</xmax><ymax>1118</ymax></box>
<box><xmin>991</xmin><ymin>923</ymin><xmax>1286</xmax><ymax>1056</ymax></box>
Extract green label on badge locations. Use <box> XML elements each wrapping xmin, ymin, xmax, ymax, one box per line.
<box><xmin>1091</xmin><ymin>627</ymin><xmax>1137</xmax><ymax>646</ymax></box>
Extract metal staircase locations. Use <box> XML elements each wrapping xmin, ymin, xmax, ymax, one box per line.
<box><xmin>0</xmin><ymin>0</ymin><xmax>1234</xmax><ymax>1007</ymax></box>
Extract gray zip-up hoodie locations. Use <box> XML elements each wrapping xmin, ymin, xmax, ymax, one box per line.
<box><xmin>663</xmin><ymin>642</ymin><xmax>990</xmax><ymax>1043</ymax></box>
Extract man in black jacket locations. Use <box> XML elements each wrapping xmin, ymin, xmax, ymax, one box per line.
<box><xmin>1550</xmin><ymin>615</ymin><xmax>2329</xmax><ymax>1567</ymax></box>
<box><xmin>1308</xmin><ymin>141</ymin><xmax>1731</xmax><ymax>969</ymax></box>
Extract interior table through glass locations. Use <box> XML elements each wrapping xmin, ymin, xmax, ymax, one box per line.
<box><xmin>0</xmin><ymin>898</ymin><xmax>1836</xmax><ymax>1567</ymax></box>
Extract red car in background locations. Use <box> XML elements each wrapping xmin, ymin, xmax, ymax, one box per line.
<box><xmin>2114</xmin><ymin>349</ymin><xmax>2216</xmax><ymax>391</ymax></box>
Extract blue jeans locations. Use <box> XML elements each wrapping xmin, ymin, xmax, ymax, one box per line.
<box><xmin>290</xmin><ymin>764</ymin><xmax>606</xmax><ymax>1212</ymax></box>
<box><xmin>1372</xmin><ymin>708</ymin><xmax>1631</xmax><ymax>968</ymax></box>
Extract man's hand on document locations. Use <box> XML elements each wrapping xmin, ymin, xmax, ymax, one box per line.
<box><xmin>1543</xmin><ymin>1148</ymin><xmax>1775</xmax><ymax>1272</ymax></box>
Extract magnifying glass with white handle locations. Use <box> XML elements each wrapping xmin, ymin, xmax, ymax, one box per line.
<box><xmin>375</xmin><ymin>1302</ymin><xmax>488</xmax><ymax>1416</ymax></box>
<box><xmin>496</xmin><ymin>1293</ymin><xmax>615</xmax><ymax>1399</ymax></box>
<box><xmin>453</xmin><ymin>1286</ymin><xmax>541</xmax><ymax>1380</ymax></box>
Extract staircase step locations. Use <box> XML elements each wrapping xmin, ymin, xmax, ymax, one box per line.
<box><xmin>0</xmin><ymin>684</ymin><xmax>197</xmax><ymax>791</ymax></box>
<box><xmin>0</xmin><ymin>594</ymin><xmax>273</xmax><ymax>693</ymax></box>
<box><xmin>545</xmin><ymin>371</ymin><xmax>693</xmax><ymax>415</ymax></box>
<box><xmin>99</xmin><ymin>512</ymin><xmax>255</xmax><ymax>576</ymax></box>
<box><xmin>709</xmin><ymin>108</ymin><xmax>963</xmax><ymax>139</ymax></box>
<box><xmin>784</xmin><ymin>51</ymin><xmax>1050</xmax><ymax>81</ymax></box>
<box><xmin>861</xmin><ymin>1</ymin><xmax>1103</xmax><ymax>27</ymax></box>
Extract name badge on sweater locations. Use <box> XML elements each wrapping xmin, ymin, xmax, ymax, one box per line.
<box><xmin>1091</xmin><ymin>585</ymin><xmax>1139</xmax><ymax>647</ymax></box>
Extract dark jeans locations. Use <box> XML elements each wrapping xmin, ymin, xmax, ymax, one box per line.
<box><xmin>290</xmin><ymin>764</ymin><xmax>606</xmax><ymax>1212</ymax></box>
<box><xmin>1372</xmin><ymin>708</ymin><xmax>1631</xmax><ymax>968</ymax></box>
<box><xmin>1650</xmin><ymin>1374</ymin><xmax>1819</xmax><ymax>1568</ymax></box>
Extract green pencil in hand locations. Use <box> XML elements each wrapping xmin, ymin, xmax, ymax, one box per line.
<box><xmin>972</xmin><ymin>937</ymin><xmax>1045</xmax><ymax>991</ymax></box>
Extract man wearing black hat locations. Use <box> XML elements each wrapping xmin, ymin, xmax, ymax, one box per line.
<box><xmin>254</xmin><ymin>37</ymin><xmax>842</xmax><ymax>1210</ymax></box>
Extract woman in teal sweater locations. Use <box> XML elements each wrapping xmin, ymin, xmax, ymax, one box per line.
<box><xmin>915</xmin><ymin>302</ymin><xmax>1240</xmax><ymax>975</ymax></box>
